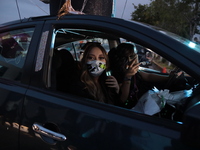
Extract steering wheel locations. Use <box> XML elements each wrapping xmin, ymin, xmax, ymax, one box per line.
<box><xmin>164</xmin><ymin>67</ymin><xmax>183</xmax><ymax>89</ymax></box>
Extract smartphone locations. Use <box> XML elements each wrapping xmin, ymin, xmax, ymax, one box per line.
<box><xmin>106</xmin><ymin>71</ymin><xmax>112</xmax><ymax>76</ymax></box>
<box><xmin>140</xmin><ymin>61</ymin><xmax>147</xmax><ymax>66</ymax></box>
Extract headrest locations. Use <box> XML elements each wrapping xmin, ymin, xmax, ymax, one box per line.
<box><xmin>1</xmin><ymin>38</ymin><xmax>24</xmax><ymax>58</ymax></box>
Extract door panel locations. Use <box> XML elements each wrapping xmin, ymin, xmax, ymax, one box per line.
<box><xmin>0</xmin><ymin>82</ymin><xmax>27</xmax><ymax>149</ymax></box>
<box><xmin>19</xmin><ymin>88</ymin><xmax>190</xmax><ymax>150</ymax></box>
<box><xmin>0</xmin><ymin>27</ymin><xmax>35</xmax><ymax>149</ymax></box>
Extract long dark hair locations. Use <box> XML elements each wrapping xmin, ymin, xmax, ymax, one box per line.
<box><xmin>109</xmin><ymin>43</ymin><xmax>136</xmax><ymax>82</ymax></box>
<box><xmin>80</xmin><ymin>43</ymin><xmax>111</xmax><ymax>103</ymax></box>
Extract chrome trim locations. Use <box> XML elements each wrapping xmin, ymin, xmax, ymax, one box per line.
<box><xmin>32</xmin><ymin>123</ymin><xmax>67</xmax><ymax>141</ymax></box>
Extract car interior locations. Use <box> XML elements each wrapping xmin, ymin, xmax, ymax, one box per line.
<box><xmin>0</xmin><ymin>28</ymin><xmax>34</xmax><ymax>81</ymax></box>
<box><xmin>49</xmin><ymin>27</ymin><xmax>200</xmax><ymax>123</ymax></box>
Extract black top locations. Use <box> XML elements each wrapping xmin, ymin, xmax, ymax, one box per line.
<box><xmin>112</xmin><ymin>71</ymin><xmax>153</xmax><ymax>109</ymax></box>
<box><xmin>68</xmin><ymin>71</ymin><xmax>121</xmax><ymax>106</ymax></box>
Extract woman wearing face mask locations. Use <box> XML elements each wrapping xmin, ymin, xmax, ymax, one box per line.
<box><xmin>76</xmin><ymin>42</ymin><xmax>120</xmax><ymax>104</ymax></box>
<box><xmin>109</xmin><ymin>43</ymin><xmax>170</xmax><ymax>108</ymax></box>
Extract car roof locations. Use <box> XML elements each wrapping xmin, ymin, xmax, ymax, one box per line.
<box><xmin>0</xmin><ymin>14</ymin><xmax>150</xmax><ymax>29</ymax></box>
<box><xmin>1</xmin><ymin>14</ymin><xmax>200</xmax><ymax>79</ymax></box>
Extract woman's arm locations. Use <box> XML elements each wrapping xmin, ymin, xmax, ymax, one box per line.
<box><xmin>119</xmin><ymin>79</ymin><xmax>132</xmax><ymax>103</ymax></box>
<box><xmin>139</xmin><ymin>71</ymin><xmax>169</xmax><ymax>82</ymax></box>
<box><xmin>119</xmin><ymin>62</ymin><xmax>140</xmax><ymax>103</ymax></box>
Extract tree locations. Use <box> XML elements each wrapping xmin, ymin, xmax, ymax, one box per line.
<box><xmin>131</xmin><ymin>0</ymin><xmax>200</xmax><ymax>39</ymax></box>
<box><xmin>185</xmin><ymin>0</ymin><xmax>200</xmax><ymax>39</ymax></box>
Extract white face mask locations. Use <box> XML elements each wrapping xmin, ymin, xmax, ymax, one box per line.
<box><xmin>87</xmin><ymin>60</ymin><xmax>106</xmax><ymax>77</ymax></box>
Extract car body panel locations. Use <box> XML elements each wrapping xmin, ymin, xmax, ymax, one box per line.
<box><xmin>0</xmin><ymin>21</ymin><xmax>44</xmax><ymax>150</ymax></box>
<box><xmin>21</xmin><ymin>88</ymin><xmax>184</xmax><ymax>150</ymax></box>
<box><xmin>0</xmin><ymin>82</ymin><xmax>26</xmax><ymax>149</ymax></box>
<box><xmin>0</xmin><ymin>15</ymin><xmax>200</xmax><ymax>149</ymax></box>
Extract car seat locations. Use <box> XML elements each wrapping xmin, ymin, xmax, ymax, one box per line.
<box><xmin>55</xmin><ymin>49</ymin><xmax>79</xmax><ymax>93</ymax></box>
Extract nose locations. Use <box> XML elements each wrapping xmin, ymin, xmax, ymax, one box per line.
<box><xmin>96</xmin><ymin>61</ymin><xmax>100</xmax><ymax>70</ymax></box>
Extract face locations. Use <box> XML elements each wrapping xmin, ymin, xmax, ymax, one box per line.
<box><xmin>86</xmin><ymin>47</ymin><xmax>106</xmax><ymax>63</ymax></box>
<box><xmin>127</xmin><ymin>53</ymin><xmax>138</xmax><ymax>65</ymax></box>
<box><xmin>85</xmin><ymin>47</ymin><xmax>107</xmax><ymax>77</ymax></box>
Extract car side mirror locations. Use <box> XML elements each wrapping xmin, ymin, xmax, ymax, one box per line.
<box><xmin>181</xmin><ymin>98</ymin><xmax>200</xmax><ymax>148</ymax></box>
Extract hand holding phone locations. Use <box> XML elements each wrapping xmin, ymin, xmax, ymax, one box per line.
<box><xmin>126</xmin><ymin>62</ymin><xmax>141</xmax><ymax>77</ymax></box>
<box><xmin>105</xmin><ymin>75</ymin><xmax>119</xmax><ymax>94</ymax></box>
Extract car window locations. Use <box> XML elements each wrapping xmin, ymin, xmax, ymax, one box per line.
<box><xmin>0</xmin><ymin>28</ymin><xmax>34</xmax><ymax>81</ymax></box>
<box><xmin>134</xmin><ymin>43</ymin><xmax>175</xmax><ymax>74</ymax></box>
<box><xmin>49</xmin><ymin>27</ymin><xmax>199</xmax><ymax>124</ymax></box>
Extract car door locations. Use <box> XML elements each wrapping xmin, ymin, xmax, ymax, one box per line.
<box><xmin>0</xmin><ymin>21</ymin><xmax>44</xmax><ymax>149</ymax></box>
<box><xmin>19</xmin><ymin>15</ymin><xmax>200</xmax><ymax>150</ymax></box>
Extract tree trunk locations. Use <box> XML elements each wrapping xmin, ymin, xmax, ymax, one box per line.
<box><xmin>47</xmin><ymin>0</ymin><xmax>113</xmax><ymax>17</ymax></box>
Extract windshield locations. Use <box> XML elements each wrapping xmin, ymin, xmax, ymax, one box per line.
<box><xmin>157</xmin><ymin>29</ymin><xmax>200</xmax><ymax>53</ymax></box>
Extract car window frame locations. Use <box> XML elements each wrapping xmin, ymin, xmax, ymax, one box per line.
<box><xmin>0</xmin><ymin>21</ymin><xmax>45</xmax><ymax>86</ymax></box>
<box><xmin>38</xmin><ymin>18</ymin><xmax>191</xmax><ymax>125</ymax></box>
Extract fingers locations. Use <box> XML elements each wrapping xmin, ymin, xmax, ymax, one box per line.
<box><xmin>129</xmin><ymin>60</ymin><xmax>136</xmax><ymax>68</ymax></box>
<box><xmin>126</xmin><ymin>62</ymin><xmax>140</xmax><ymax>70</ymax></box>
<box><xmin>105</xmin><ymin>76</ymin><xmax>120</xmax><ymax>93</ymax></box>
<box><xmin>125</xmin><ymin>63</ymin><xmax>141</xmax><ymax>77</ymax></box>
<box><xmin>177</xmin><ymin>71</ymin><xmax>183</xmax><ymax>76</ymax></box>
<box><xmin>105</xmin><ymin>76</ymin><xmax>117</xmax><ymax>84</ymax></box>
<box><xmin>175</xmin><ymin>71</ymin><xmax>183</xmax><ymax>78</ymax></box>
<box><xmin>130</xmin><ymin>62</ymin><xmax>140</xmax><ymax>68</ymax></box>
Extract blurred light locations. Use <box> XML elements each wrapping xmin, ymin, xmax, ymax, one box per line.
<box><xmin>188</xmin><ymin>42</ymin><xmax>196</xmax><ymax>48</ymax></box>
<box><xmin>184</xmin><ymin>88</ymin><xmax>193</xmax><ymax>97</ymax></box>
<box><xmin>176</xmin><ymin>121</ymin><xmax>183</xmax><ymax>124</ymax></box>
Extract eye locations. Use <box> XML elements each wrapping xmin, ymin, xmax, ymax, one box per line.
<box><xmin>129</xmin><ymin>54</ymin><xmax>137</xmax><ymax>60</ymax></box>
<box><xmin>87</xmin><ymin>56</ymin><xmax>94</xmax><ymax>60</ymax></box>
<box><xmin>129</xmin><ymin>55</ymin><xmax>134</xmax><ymax>59</ymax></box>
<box><xmin>99</xmin><ymin>56</ymin><xmax>105</xmax><ymax>60</ymax></box>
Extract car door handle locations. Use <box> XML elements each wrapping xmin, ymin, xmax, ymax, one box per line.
<box><xmin>32</xmin><ymin>123</ymin><xmax>67</xmax><ymax>141</ymax></box>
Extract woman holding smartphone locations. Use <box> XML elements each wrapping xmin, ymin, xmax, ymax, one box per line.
<box><xmin>75</xmin><ymin>42</ymin><xmax>120</xmax><ymax>105</ymax></box>
<box><xmin>108</xmin><ymin>43</ymin><xmax>169</xmax><ymax>108</ymax></box>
